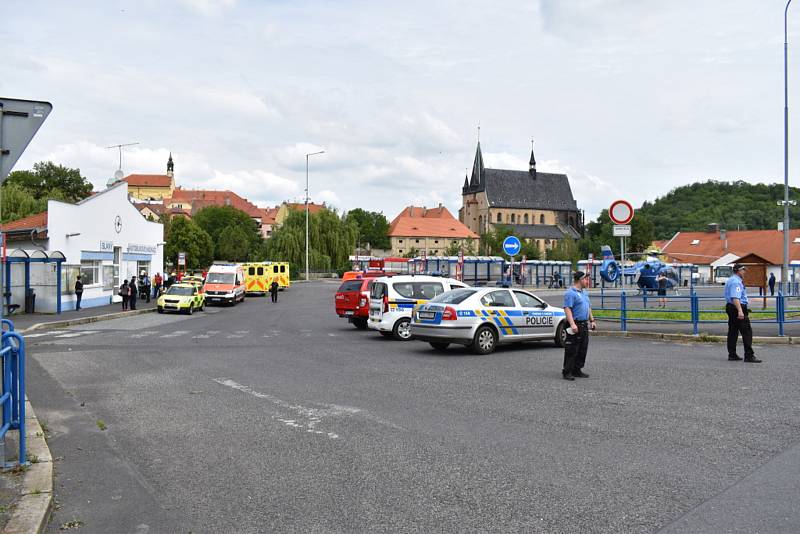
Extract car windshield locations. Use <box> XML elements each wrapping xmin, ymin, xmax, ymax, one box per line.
<box><xmin>392</xmin><ymin>281</ymin><xmax>444</xmax><ymax>300</ymax></box>
<box><xmin>206</xmin><ymin>273</ymin><xmax>235</xmax><ymax>284</ymax></box>
<box><xmin>431</xmin><ymin>288</ymin><xmax>477</xmax><ymax>304</ymax></box>
<box><xmin>166</xmin><ymin>286</ymin><xmax>194</xmax><ymax>296</ymax></box>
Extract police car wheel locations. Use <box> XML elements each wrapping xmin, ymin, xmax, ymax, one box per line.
<box><xmin>429</xmin><ymin>342</ymin><xmax>450</xmax><ymax>352</ymax></box>
<box><xmin>554</xmin><ymin>322</ymin><xmax>566</xmax><ymax>348</ymax></box>
<box><xmin>473</xmin><ymin>325</ymin><xmax>497</xmax><ymax>355</ymax></box>
<box><xmin>392</xmin><ymin>318</ymin><xmax>412</xmax><ymax>341</ymax></box>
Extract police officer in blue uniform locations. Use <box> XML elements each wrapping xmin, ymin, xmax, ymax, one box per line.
<box><xmin>724</xmin><ymin>264</ymin><xmax>761</xmax><ymax>363</ymax></box>
<box><xmin>562</xmin><ymin>270</ymin><xmax>596</xmax><ymax>380</ymax></box>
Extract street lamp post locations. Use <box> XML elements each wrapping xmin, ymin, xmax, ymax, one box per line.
<box><xmin>783</xmin><ymin>0</ymin><xmax>794</xmax><ymax>289</ymax></box>
<box><xmin>305</xmin><ymin>150</ymin><xmax>325</xmax><ymax>281</ymax></box>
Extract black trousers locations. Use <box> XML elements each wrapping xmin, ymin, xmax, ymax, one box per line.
<box><xmin>726</xmin><ymin>303</ymin><xmax>754</xmax><ymax>358</ymax></box>
<box><xmin>271</xmin><ymin>291</ymin><xmax>278</xmax><ymax>302</ymax></box>
<box><xmin>75</xmin><ymin>292</ymin><xmax>82</xmax><ymax>310</ymax></box>
<box><xmin>563</xmin><ymin>321</ymin><xmax>589</xmax><ymax>375</ymax></box>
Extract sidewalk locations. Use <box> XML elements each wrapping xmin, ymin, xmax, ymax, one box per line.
<box><xmin>5</xmin><ymin>299</ymin><xmax>156</xmax><ymax>332</ymax></box>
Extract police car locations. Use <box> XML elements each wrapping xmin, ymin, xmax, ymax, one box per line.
<box><xmin>409</xmin><ymin>287</ymin><xmax>567</xmax><ymax>354</ymax></box>
<box><xmin>369</xmin><ymin>275</ymin><xmax>468</xmax><ymax>340</ymax></box>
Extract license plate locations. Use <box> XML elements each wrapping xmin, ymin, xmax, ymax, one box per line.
<box><xmin>418</xmin><ymin>311</ymin><xmax>435</xmax><ymax>319</ymax></box>
<box><xmin>344</xmin><ymin>311</ymin><xmax>354</xmax><ymax>316</ymax></box>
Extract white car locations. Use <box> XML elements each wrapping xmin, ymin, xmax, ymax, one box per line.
<box><xmin>369</xmin><ymin>275</ymin><xmax>468</xmax><ymax>340</ymax></box>
<box><xmin>409</xmin><ymin>287</ymin><xmax>568</xmax><ymax>354</ymax></box>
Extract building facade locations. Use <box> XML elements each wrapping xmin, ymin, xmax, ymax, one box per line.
<box><xmin>459</xmin><ymin>142</ymin><xmax>583</xmax><ymax>255</ymax></box>
<box><xmin>2</xmin><ymin>182</ymin><xmax>164</xmax><ymax>311</ymax></box>
<box><xmin>122</xmin><ymin>154</ymin><xmax>176</xmax><ymax>200</ymax></box>
<box><xmin>388</xmin><ymin>205</ymin><xmax>478</xmax><ymax>257</ymax></box>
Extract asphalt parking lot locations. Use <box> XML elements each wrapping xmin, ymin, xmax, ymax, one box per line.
<box><xmin>25</xmin><ymin>281</ymin><xmax>800</xmax><ymax>533</ymax></box>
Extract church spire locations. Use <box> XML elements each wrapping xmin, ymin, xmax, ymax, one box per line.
<box><xmin>470</xmin><ymin>141</ymin><xmax>485</xmax><ymax>188</ymax></box>
<box><xmin>529</xmin><ymin>139</ymin><xmax>537</xmax><ymax>177</ymax></box>
<box><xmin>166</xmin><ymin>152</ymin><xmax>174</xmax><ymax>177</ymax></box>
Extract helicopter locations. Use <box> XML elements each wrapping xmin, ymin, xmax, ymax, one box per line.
<box><xmin>598</xmin><ymin>245</ymin><xmax>681</xmax><ymax>293</ymax></box>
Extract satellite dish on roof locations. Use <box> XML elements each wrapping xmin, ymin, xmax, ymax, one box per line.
<box><xmin>114</xmin><ymin>169</ymin><xmax>124</xmax><ymax>180</ymax></box>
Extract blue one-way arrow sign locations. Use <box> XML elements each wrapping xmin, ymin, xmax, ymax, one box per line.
<box><xmin>502</xmin><ymin>236</ymin><xmax>521</xmax><ymax>256</ymax></box>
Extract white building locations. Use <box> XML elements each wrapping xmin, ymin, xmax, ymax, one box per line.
<box><xmin>2</xmin><ymin>182</ymin><xmax>164</xmax><ymax>312</ymax></box>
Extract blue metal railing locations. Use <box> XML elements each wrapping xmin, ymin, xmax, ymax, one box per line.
<box><xmin>595</xmin><ymin>288</ymin><xmax>800</xmax><ymax>337</ymax></box>
<box><xmin>1</xmin><ymin>319</ymin><xmax>26</xmax><ymax>467</ymax></box>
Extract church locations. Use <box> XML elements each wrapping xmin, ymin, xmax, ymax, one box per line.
<box><xmin>459</xmin><ymin>142</ymin><xmax>583</xmax><ymax>255</ymax></box>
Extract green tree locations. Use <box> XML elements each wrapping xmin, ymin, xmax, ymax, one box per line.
<box><xmin>193</xmin><ymin>205</ymin><xmax>262</xmax><ymax>260</ymax></box>
<box><xmin>638</xmin><ymin>180</ymin><xmax>800</xmax><ymax>239</ymax></box>
<box><xmin>5</xmin><ymin>161</ymin><xmax>93</xmax><ymax>202</ymax></box>
<box><xmin>403</xmin><ymin>247</ymin><xmax>420</xmax><ymax>259</ymax></box>
<box><xmin>1</xmin><ymin>183</ymin><xmax>50</xmax><ymax>223</ymax></box>
<box><xmin>344</xmin><ymin>209</ymin><xmax>391</xmax><ymax>250</ymax></box>
<box><xmin>216</xmin><ymin>225</ymin><xmax>251</xmax><ymax>261</ymax></box>
<box><xmin>547</xmin><ymin>237</ymin><xmax>580</xmax><ymax>263</ymax></box>
<box><xmin>164</xmin><ymin>217</ymin><xmax>214</xmax><ymax>270</ymax></box>
<box><xmin>261</xmin><ymin>208</ymin><xmax>357</xmax><ymax>275</ymax></box>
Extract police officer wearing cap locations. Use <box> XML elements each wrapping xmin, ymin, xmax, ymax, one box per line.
<box><xmin>562</xmin><ymin>270</ymin><xmax>596</xmax><ymax>380</ymax></box>
<box><xmin>724</xmin><ymin>264</ymin><xmax>761</xmax><ymax>363</ymax></box>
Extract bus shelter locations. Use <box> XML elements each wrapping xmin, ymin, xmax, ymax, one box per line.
<box><xmin>2</xmin><ymin>249</ymin><xmax>66</xmax><ymax>315</ymax></box>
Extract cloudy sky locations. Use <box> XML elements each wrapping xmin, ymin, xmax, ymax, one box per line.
<box><xmin>3</xmin><ymin>0</ymin><xmax>798</xmax><ymax>221</ymax></box>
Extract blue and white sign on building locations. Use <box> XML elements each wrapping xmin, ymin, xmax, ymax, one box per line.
<box><xmin>502</xmin><ymin>236</ymin><xmax>521</xmax><ymax>257</ymax></box>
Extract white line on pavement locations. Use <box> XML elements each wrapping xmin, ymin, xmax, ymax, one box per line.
<box><xmin>24</xmin><ymin>331</ymin><xmax>67</xmax><ymax>338</ymax></box>
<box><xmin>54</xmin><ymin>331</ymin><xmax>98</xmax><ymax>338</ymax></box>
<box><xmin>159</xmin><ymin>330</ymin><xmax>190</xmax><ymax>338</ymax></box>
<box><xmin>130</xmin><ymin>330</ymin><xmax>159</xmax><ymax>339</ymax></box>
<box><xmin>212</xmin><ymin>378</ymin><xmax>405</xmax><ymax>439</ymax></box>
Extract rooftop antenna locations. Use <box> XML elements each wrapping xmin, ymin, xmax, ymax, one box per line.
<box><xmin>477</xmin><ymin>121</ymin><xmax>481</xmax><ymax>143</ymax></box>
<box><xmin>107</xmin><ymin>142</ymin><xmax>140</xmax><ymax>179</ymax></box>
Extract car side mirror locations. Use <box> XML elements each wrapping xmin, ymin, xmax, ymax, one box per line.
<box><xmin>539</xmin><ymin>302</ymin><xmax>548</xmax><ymax>309</ymax></box>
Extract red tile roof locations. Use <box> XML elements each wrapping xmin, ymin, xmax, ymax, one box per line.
<box><xmin>0</xmin><ymin>212</ymin><xmax>48</xmax><ymax>232</ymax></box>
<box><xmin>167</xmin><ymin>188</ymin><xmax>264</xmax><ymax>219</ymax></box>
<box><xmin>286</xmin><ymin>202</ymin><xmax>325</xmax><ymax>214</ymax></box>
<box><xmin>262</xmin><ymin>207</ymin><xmax>279</xmax><ymax>224</ymax></box>
<box><xmin>389</xmin><ymin>205</ymin><xmax>478</xmax><ymax>239</ymax></box>
<box><xmin>662</xmin><ymin>229</ymin><xmax>800</xmax><ymax>265</ymax></box>
<box><xmin>123</xmin><ymin>174</ymin><xmax>173</xmax><ymax>187</ymax></box>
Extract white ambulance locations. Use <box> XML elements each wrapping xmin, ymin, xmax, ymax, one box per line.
<box><xmin>203</xmin><ymin>263</ymin><xmax>246</xmax><ymax>305</ymax></box>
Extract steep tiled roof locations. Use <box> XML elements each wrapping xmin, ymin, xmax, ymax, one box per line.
<box><xmin>0</xmin><ymin>212</ymin><xmax>48</xmax><ymax>232</ymax></box>
<box><xmin>662</xmin><ymin>229</ymin><xmax>800</xmax><ymax>265</ymax></box>
<box><xmin>123</xmin><ymin>174</ymin><xmax>173</xmax><ymax>187</ymax></box>
<box><xmin>389</xmin><ymin>205</ymin><xmax>478</xmax><ymax>239</ymax></box>
<box><xmin>262</xmin><ymin>207</ymin><xmax>279</xmax><ymax>224</ymax></box>
<box><xmin>483</xmin><ymin>169</ymin><xmax>578</xmax><ymax>211</ymax></box>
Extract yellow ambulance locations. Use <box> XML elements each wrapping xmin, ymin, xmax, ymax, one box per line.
<box><xmin>243</xmin><ymin>262</ymin><xmax>291</xmax><ymax>294</ymax></box>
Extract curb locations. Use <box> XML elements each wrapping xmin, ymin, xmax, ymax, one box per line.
<box><xmin>591</xmin><ymin>330</ymin><xmax>794</xmax><ymax>344</ymax></box>
<box><xmin>20</xmin><ymin>308</ymin><xmax>155</xmax><ymax>335</ymax></box>
<box><xmin>3</xmin><ymin>399</ymin><xmax>53</xmax><ymax>534</ymax></box>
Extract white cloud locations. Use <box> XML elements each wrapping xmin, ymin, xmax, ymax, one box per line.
<box><xmin>176</xmin><ymin>0</ymin><xmax>236</xmax><ymax>17</ymax></box>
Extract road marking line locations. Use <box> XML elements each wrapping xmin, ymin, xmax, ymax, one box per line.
<box><xmin>54</xmin><ymin>331</ymin><xmax>98</xmax><ymax>338</ymax></box>
<box><xmin>130</xmin><ymin>330</ymin><xmax>159</xmax><ymax>339</ymax></box>
<box><xmin>160</xmin><ymin>330</ymin><xmax>190</xmax><ymax>338</ymax></box>
<box><xmin>24</xmin><ymin>331</ymin><xmax>67</xmax><ymax>338</ymax></box>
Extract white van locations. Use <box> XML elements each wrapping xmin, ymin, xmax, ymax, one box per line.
<box><xmin>368</xmin><ymin>275</ymin><xmax>468</xmax><ymax>340</ymax></box>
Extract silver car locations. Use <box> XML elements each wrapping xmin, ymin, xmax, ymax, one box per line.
<box><xmin>409</xmin><ymin>287</ymin><xmax>568</xmax><ymax>354</ymax></box>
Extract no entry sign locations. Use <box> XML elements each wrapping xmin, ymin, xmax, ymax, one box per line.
<box><xmin>609</xmin><ymin>200</ymin><xmax>634</xmax><ymax>225</ymax></box>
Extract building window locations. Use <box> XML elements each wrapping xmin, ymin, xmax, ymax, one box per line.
<box><xmin>540</xmin><ymin>214</ymin><xmax>545</xmax><ymax>224</ymax></box>
<box><xmin>399</xmin><ymin>239</ymin><xmax>403</xmax><ymax>244</ymax></box>
<box><xmin>524</xmin><ymin>214</ymin><xmax>529</xmax><ymax>224</ymax></box>
<box><xmin>496</xmin><ymin>213</ymin><xmax>502</xmax><ymax>223</ymax></box>
<box><xmin>434</xmin><ymin>240</ymin><xmax>439</xmax><ymax>244</ymax></box>
<box><xmin>511</xmin><ymin>214</ymin><xmax>516</xmax><ymax>223</ymax></box>
<box><xmin>399</xmin><ymin>250</ymin><xmax>403</xmax><ymax>254</ymax></box>
<box><xmin>80</xmin><ymin>260</ymin><xmax>101</xmax><ymax>286</ymax></box>
<box><xmin>433</xmin><ymin>250</ymin><xmax>438</xmax><ymax>255</ymax></box>
<box><xmin>415</xmin><ymin>239</ymin><xmax>420</xmax><ymax>244</ymax></box>
<box><xmin>545</xmin><ymin>239</ymin><xmax>551</xmax><ymax>245</ymax></box>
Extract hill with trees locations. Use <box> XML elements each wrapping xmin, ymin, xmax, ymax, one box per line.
<box><xmin>639</xmin><ymin>180</ymin><xmax>800</xmax><ymax>240</ymax></box>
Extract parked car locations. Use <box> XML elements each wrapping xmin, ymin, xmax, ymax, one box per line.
<box><xmin>157</xmin><ymin>283</ymin><xmax>205</xmax><ymax>314</ymax></box>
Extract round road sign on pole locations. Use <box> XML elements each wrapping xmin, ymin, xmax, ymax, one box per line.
<box><xmin>609</xmin><ymin>199</ymin><xmax>635</xmax><ymax>225</ymax></box>
<box><xmin>502</xmin><ymin>236</ymin><xmax>521</xmax><ymax>257</ymax></box>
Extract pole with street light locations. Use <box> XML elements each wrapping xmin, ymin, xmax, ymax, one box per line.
<box><xmin>305</xmin><ymin>150</ymin><xmax>325</xmax><ymax>281</ymax></box>
<box><xmin>783</xmin><ymin>0</ymin><xmax>795</xmax><ymax>289</ymax></box>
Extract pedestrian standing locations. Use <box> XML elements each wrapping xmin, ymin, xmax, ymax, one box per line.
<box><xmin>129</xmin><ymin>276</ymin><xmax>138</xmax><ymax>310</ymax></box>
<box><xmin>562</xmin><ymin>271</ymin><xmax>596</xmax><ymax>381</ymax></box>
<box><xmin>74</xmin><ymin>275</ymin><xmax>84</xmax><ymax>311</ymax></box>
<box><xmin>270</xmin><ymin>280</ymin><xmax>279</xmax><ymax>303</ymax></box>
<box><xmin>724</xmin><ymin>264</ymin><xmax>761</xmax><ymax>363</ymax></box>
<box><xmin>153</xmin><ymin>272</ymin><xmax>162</xmax><ymax>299</ymax></box>
<box><xmin>142</xmin><ymin>272</ymin><xmax>151</xmax><ymax>303</ymax></box>
<box><xmin>120</xmin><ymin>280</ymin><xmax>130</xmax><ymax>311</ymax></box>
<box><xmin>657</xmin><ymin>272</ymin><xmax>668</xmax><ymax>308</ymax></box>
<box><xmin>768</xmin><ymin>272</ymin><xmax>776</xmax><ymax>297</ymax></box>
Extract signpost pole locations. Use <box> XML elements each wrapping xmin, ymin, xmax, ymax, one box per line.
<box><xmin>620</xmin><ymin>237</ymin><xmax>625</xmax><ymax>292</ymax></box>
